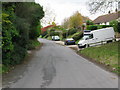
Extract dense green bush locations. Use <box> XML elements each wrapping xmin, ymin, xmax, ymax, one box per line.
<box><xmin>41</xmin><ymin>31</ymin><xmax>48</xmax><ymax>37</ymax></box>
<box><xmin>62</xmin><ymin>32</ymin><xmax>67</xmax><ymax>38</ymax></box>
<box><xmin>86</xmin><ymin>20</ymin><xmax>94</xmax><ymax>25</ymax></box>
<box><xmin>50</xmin><ymin>31</ymin><xmax>60</xmax><ymax>36</ymax></box>
<box><xmin>2</xmin><ymin>2</ymin><xmax>44</xmax><ymax>67</ymax></box>
<box><xmin>99</xmin><ymin>25</ymin><xmax>112</xmax><ymax>28</ymax></box>
<box><xmin>110</xmin><ymin>20</ymin><xmax>120</xmax><ymax>33</ymax></box>
<box><xmin>15</xmin><ymin>17</ymin><xmax>29</xmax><ymax>48</ymax></box>
<box><xmin>2</xmin><ymin>5</ymin><xmax>19</xmax><ymax>66</ymax></box>
<box><xmin>27</xmin><ymin>40</ymin><xmax>40</xmax><ymax>50</ymax></box>
<box><xmin>11</xmin><ymin>44</ymin><xmax>27</xmax><ymax>65</ymax></box>
<box><xmin>87</xmin><ymin>25</ymin><xmax>112</xmax><ymax>30</ymax></box>
<box><xmin>72</xmin><ymin>32</ymin><xmax>83</xmax><ymax>41</ymax></box>
<box><xmin>68</xmin><ymin>28</ymin><xmax>78</xmax><ymax>35</ymax></box>
<box><xmin>62</xmin><ymin>28</ymin><xmax>78</xmax><ymax>38</ymax></box>
<box><xmin>87</xmin><ymin>25</ymin><xmax>98</xmax><ymax>30</ymax></box>
<box><xmin>15</xmin><ymin>2</ymin><xmax>44</xmax><ymax>40</ymax></box>
<box><xmin>29</xmin><ymin>25</ymin><xmax>41</xmax><ymax>39</ymax></box>
<box><xmin>48</xmin><ymin>29</ymin><xmax>60</xmax><ymax>36</ymax></box>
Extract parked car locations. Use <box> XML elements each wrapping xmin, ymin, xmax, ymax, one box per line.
<box><xmin>64</xmin><ymin>38</ymin><xmax>76</xmax><ymax>45</ymax></box>
<box><xmin>78</xmin><ymin>27</ymin><xmax>115</xmax><ymax>48</ymax></box>
<box><xmin>52</xmin><ymin>36</ymin><xmax>60</xmax><ymax>41</ymax></box>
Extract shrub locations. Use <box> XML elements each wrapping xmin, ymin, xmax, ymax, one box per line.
<box><xmin>62</xmin><ymin>32</ymin><xmax>67</xmax><ymax>38</ymax></box>
<box><xmin>29</xmin><ymin>26</ymin><xmax>41</xmax><ymax>39</ymax></box>
<box><xmin>50</xmin><ymin>31</ymin><xmax>60</xmax><ymax>36</ymax></box>
<box><xmin>86</xmin><ymin>20</ymin><xmax>94</xmax><ymax>25</ymax></box>
<box><xmin>110</xmin><ymin>20</ymin><xmax>120</xmax><ymax>33</ymax></box>
<box><xmin>87</xmin><ymin>25</ymin><xmax>98</xmax><ymax>30</ymax></box>
<box><xmin>27</xmin><ymin>40</ymin><xmax>40</xmax><ymax>50</ymax></box>
<box><xmin>62</xmin><ymin>28</ymin><xmax>78</xmax><ymax>38</ymax></box>
<box><xmin>87</xmin><ymin>25</ymin><xmax>113</xmax><ymax>30</ymax></box>
<box><xmin>2</xmin><ymin>2</ymin><xmax>44</xmax><ymax>68</ymax></box>
<box><xmin>97</xmin><ymin>25</ymin><xmax>112</xmax><ymax>29</ymax></box>
<box><xmin>41</xmin><ymin>31</ymin><xmax>48</xmax><ymax>37</ymax></box>
<box><xmin>11</xmin><ymin>44</ymin><xmax>27</xmax><ymax>65</ymax></box>
<box><xmin>72</xmin><ymin>32</ymin><xmax>83</xmax><ymax>41</ymax></box>
<box><xmin>68</xmin><ymin>28</ymin><xmax>78</xmax><ymax>35</ymax></box>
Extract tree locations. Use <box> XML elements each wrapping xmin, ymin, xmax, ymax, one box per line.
<box><xmin>88</xmin><ymin>0</ymin><xmax>119</xmax><ymax>14</ymax></box>
<box><xmin>15</xmin><ymin>2</ymin><xmax>44</xmax><ymax>39</ymax></box>
<box><xmin>62</xmin><ymin>11</ymin><xmax>83</xmax><ymax>29</ymax></box>
<box><xmin>61</xmin><ymin>18</ymin><xmax>69</xmax><ymax>29</ymax></box>
<box><xmin>86</xmin><ymin>20</ymin><xmax>94</xmax><ymax>25</ymax></box>
<box><xmin>69</xmin><ymin>11</ymin><xmax>83</xmax><ymax>28</ymax></box>
<box><xmin>2</xmin><ymin>2</ymin><xmax>44</xmax><ymax>66</ymax></box>
<box><xmin>62</xmin><ymin>12</ymin><xmax>91</xmax><ymax>29</ymax></box>
<box><xmin>41</xmin><ymin>6</ymin><xmax>56</xmax><ymax>26</ymax></box>
<box><xmin>110</xmin><ymin>20</ymin><xmax>120</xmax><ymax>33</ymax></box>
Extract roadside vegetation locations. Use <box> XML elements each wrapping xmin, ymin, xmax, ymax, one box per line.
<box><xmin>41</xmin><ymin>11</ymin><xmax>91</xmax><ymax>42</ymax></box>
<box><xmin>79</xmin><ymin>41</ymin><xmax>120</xmax><ymax>75</ymax></box>
<box><xmin>40</xmin><ymin>2</ymin><xmax>120</xmax><ymax>75</ymax></box>
<box><xmin>2</xmin><ymin>2</ymin><xmax>44</xmax><ymax>73</ymax></box>
<box><xmin>27</xmin><ymin>39</ymin><xmax>41</xmax><ymax>50</ymax></box>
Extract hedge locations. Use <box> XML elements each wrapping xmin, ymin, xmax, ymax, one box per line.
<box><xmin>68</xmin><ymin>28</ymin><xmax>78</xmax><ymax>35</ymax></box>
<box><xmin>2</xmin><ymin>2</ymin><xmax>44</xmax><ymax>67</ymax></box>
<box><xmin>72</xmin><ymin>32</ymin><xmax>83</xmax><ymax>41</ymax></box>
<box><xmin>50</xmin><ymin>31</ymin><xmax>60</xmax><ymax>36</ymax></box>
<box><xmin>110</xmin><ymin>20</ymin><xmax>120</xmax><ymax>33</ymax></box>
<box><xmin>87</xmin><ymin>25</ymin><xmax>112</xmax><ymax>31</ymax></box>
<box><xmin>62</xmin><ymin>28</ymin><xmax>78</xmax><ymax>38</ymax></box>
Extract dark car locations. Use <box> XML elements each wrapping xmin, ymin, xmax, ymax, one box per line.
<box><xmin>64</xmin><ymin>38</ymin><xmax>75</xmax><ymax>45</ymax></box>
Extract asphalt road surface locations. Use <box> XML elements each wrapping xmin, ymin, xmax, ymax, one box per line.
<box><xmin>3</xmin><ymin>38</ymin><xmax>118</xmax><ymax>88</ymax></box>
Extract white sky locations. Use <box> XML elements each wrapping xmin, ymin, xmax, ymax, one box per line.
<box><xmin>35</xmin><ymin>0</ymin><xmax>103</xmax><ymax>26</ymax></box>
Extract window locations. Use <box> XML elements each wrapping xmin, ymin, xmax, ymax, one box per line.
<box><xmin>89</xmin><ymin>34</ymin><xmax>93</xmax><ymax>39</ymax></box>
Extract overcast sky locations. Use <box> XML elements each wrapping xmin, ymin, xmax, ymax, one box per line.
<box><xmin>35</xmin><ymin>0</ymin><xmax>103</xmax><ymax>26</ymax></box>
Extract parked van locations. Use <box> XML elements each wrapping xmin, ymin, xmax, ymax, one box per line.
<box><xmin>52</xmin><ymin>36</ymin><xmax>60</xmax><ymax>41</ymax></box>
<box><xmin>83</xmin><ymin>30</ymin><xmax>91</xmax><ymax>36</ymax></box>
<box><xmin>78</xmin><ymin>27</ymin><xmax>115</xmax><ymax>48</ymax></box>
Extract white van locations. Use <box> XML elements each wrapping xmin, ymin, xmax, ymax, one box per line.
<box><xmin>52</xmin><ymin>36</ymin><xmax>60</xmax><ymax>41</ymax></box>
<box><xmin>78</xmin><ymin>27</ymin><xmax>115</xmax><ymax>48</ymax></box>
<box><xmin>83</xmin><ymin>30</ymin><xmax>91</xmax><ymax>36</ymax></box>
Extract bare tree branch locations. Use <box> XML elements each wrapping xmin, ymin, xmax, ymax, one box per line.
<box><xmin>87</xmin><ymin>0</ymin><xmax>119</xmax><ymax>14</ymax></box>
<box><xmin>41</xmin><ymin>6</ymin><xmax>56</xmax><ymax>26</ymax></box>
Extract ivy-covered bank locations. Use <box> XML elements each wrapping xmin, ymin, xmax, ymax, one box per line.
<box><xmin>2</xmin><ymin>2</ymin><xmax>44</xmax><ymax>73</ymax></box>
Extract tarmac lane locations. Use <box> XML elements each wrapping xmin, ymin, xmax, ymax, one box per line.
<box><xmin>2</xmin><ymin>38</ymin><xmax>118</xmax><ymax>88</ymax></box>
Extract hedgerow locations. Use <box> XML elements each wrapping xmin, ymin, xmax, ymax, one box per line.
<box><xmin>2</xmin><ymin>2</ymin><xmax>44</xmax><ymax>67</ymax></box>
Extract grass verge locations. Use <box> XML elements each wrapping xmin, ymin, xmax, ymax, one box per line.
<box><xmin>78</xmin><ymin>41</ymin><xmax>120</xmax><ymax>75</ymax></box>
<box><xmin>27</xmin><ymin>39</ymin><xmax>41</xmax><ymax>50</ymax></box>
<box><xmin>46</xmin><ymin>36</ymin><xmax>52</xmax><ymax>40</ymax></box>
<box><xmin>1</xmin><ymin>64</ymin><xmax>10</xmax><ymax>74</ymax></box>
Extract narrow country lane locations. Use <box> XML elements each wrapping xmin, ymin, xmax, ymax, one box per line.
<box><xmin>3</xmin><ymin>38</ymin><xmax>118</xmax><ymax>88</ymax></box>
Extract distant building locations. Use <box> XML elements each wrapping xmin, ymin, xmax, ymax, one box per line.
<box><xmin>41</xmin><ymin>25</ymin><xmax>55</xmax><ymax>33</ymax></box>
<box><xmin>82</xmin><ymin>16</ymin><xmax>92</xmax><ymax>25</ymax></box>
<box><xmin>93</xmin><ymin>11</ymin><xmax>120</xmax><ymax>25</ymax></box>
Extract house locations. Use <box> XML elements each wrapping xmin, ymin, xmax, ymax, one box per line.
<box><xmin>41</xmin><ymin>25</ymin><xmax>55</xmax><ymax>33</ymax></box>
<box><xmin>82</xmin><ymin>16</ymin><xmax>92</xmax><ymax>25</ymax></box>
<box><xmin>93</xmin><ymin>11</ymin><xmax>120</xmax><ymax>25</ymax></box>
